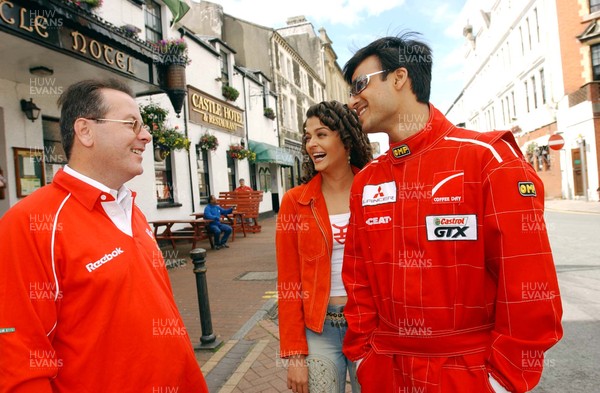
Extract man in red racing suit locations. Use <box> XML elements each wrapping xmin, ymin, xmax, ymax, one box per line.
<box><xmin>341</xmin><ymin>34</ymin><xmax>563</xmax><ymax>393</ymax></box>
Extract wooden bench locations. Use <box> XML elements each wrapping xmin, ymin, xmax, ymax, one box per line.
<box><xmin>217</xmin><ymin>191</ymin><xmax>263</xmax><ymax>233</ymax></box>
<box><xmin>149</xmin><ymin>219</ymin><xmax>213</xmax><ymax>250</ymax></box>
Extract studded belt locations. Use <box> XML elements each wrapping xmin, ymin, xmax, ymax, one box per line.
<box><xmin>325</xmin><ymin>311</ymin><xmax>347</xmax><ymax>328</ymax></box>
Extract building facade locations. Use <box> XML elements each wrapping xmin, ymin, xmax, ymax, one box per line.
<box><xmin>447</xmin><ymin>0</ymin><xmax>599</xmax><ymax>201</ymax></box>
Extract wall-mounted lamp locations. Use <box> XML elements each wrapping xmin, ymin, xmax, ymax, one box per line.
<box><xmin>20</xmin><ymin>99</ymin><xmax>41</xmax><ymax>122</ymax></box>
<box><xmin>29</xmin><ymin>66</ymin><xmax>54</xmax><ymax>76</ymax></box>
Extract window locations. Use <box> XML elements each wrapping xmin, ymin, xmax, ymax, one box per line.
<box><xmin>227</xmin><ymin>151</ymin><xmax>236</xmax><ymax>191</ymax></box>
<box><xmin>196</xmin><ymin>145</ymin><xmax>211</xmax><ymax>205</ymax></box>
<box><xmin>501</xmin><ymin>99</ymin><xmax>506</xmax><ymax>125</ymax></box>
<box><xmin>534</xmin><ymin>8</ymin><xmax>540</xmax><ymax>43</ymax></box>
<box><xmin>42</xmin><ymin>117</ymin><xmax>67</xmax><ymax>183</ymax></box>
<box><xmin>524</xmin><ymin>80</ymin><xmax>530</xmax><ymax>113</ymax></box>
<box><xmin>591</xmin><ymin>0</ymin><xmax>600</xmax><ymax>13</ymax></box>
<box><xmin>258</xmin><ymin>167</ymin><xmax>271</xmax><ymax>192</ymax></box>
<box><xmin>531</xmin><ymin>75</ymin><xmax>538</xmax><ymax>109</ymax></box>
<box><xmin>155</xmin><ymin>157</ymin><xmax>174</xmax><ymax>204</ymax></box>
<box><xmin>290</xmin><ymin>99</ymin><xmax>297</xmax><ymax>130</ymax></box>
<box><xmin>540</xmin><ymin>68</ymin><xmax>546</xmax><ymax>104</ymax></box>
<box><xmin>296</xmin><ymin>103</ymin><xmax>304</xmax><ymax>133</ymax></box>
<box><xmin>526</xmin><ymin>17</ymin><xmax>532</xmax><ymax>50</ymax></box>
<box><xmin>511</xmin><ymin>91</ymin><xmax>516</xmax><ymax>117</ymax></box>
<box><xmin>293</xmin><ymin>61</ymin><xmax>300</xmax><ymax>86</ymax></box>
<box><xmin>287</xmin><ymin>59</ymin><xmax>293</xmax><ymax>80</ymax></box>
<box><xmin>220</xmin><ymin>50</ymin><xmax>229</xmax><ymax>85</ymax></box>
<box><xmin>274</xmin><ymin>43</ymin><xmax>280</xmax><ymax>70</ymax></box>
<box><xmin>145</xmin><ymin>0</ymin><xmax>162</xmax><ymax>43</ymax></box>
<box><xmin>592</xmin><ymin>44</ymin><xmax>600</xmax><ymax>80</ymax></box>
<box><xmin>308</xmin><ymin>75</ymin><xmax>314</xmax><ymax>98</ymax></box>
<box><xmin>519</xmin><ymin>26</ymin><xmax>525</xmax><ymax>55</ymax></box>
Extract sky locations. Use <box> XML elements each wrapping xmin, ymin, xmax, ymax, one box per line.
<box><xmin>194</xmin><ymin>0</ymin><xmax>469</xmax><ymax>149</ymax></box>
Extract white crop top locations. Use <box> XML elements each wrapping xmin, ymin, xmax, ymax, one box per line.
<box><xmin>329</xmin><ymin>212</ymin><xmax>350</xmax><ymax>297</ymax></box>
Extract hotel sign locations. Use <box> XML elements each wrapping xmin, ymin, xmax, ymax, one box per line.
<box><xmin>188</xmin><ymin>86</ymin><xmax>244</xmax><ymax>136</ymax></box>
<box><xmin>0</xmin><ymin>0</ymin><xmax>152</xmax><ymax>82</ymax></box>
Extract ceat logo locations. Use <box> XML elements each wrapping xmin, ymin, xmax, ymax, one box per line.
<box><xmin>362</xmin><ymin>182</ymin><xmax>397</xmax><ymax>206</ymax></box>
<box><xmin>392</xmin><ymin>144</ymin><xmax>411</xmax><ymax>159</ymax></box>
<box><xmin>366</xmin><ymin>216</ymin><xmax>392</xmax><ymax>225</ymax></box>
<box><xmin>518</xmin><ymin>182</ymin><xmax>536</xmax><ymax>197</ymax></box>
<box><xmin>426</xmin><ymin>215</ymin><xmax>477</xmax><ymax>241</ymax></box>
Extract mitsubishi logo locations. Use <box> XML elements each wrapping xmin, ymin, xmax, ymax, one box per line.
<box><xmin>373</xmin><ymin>186</ymin><xmax>384</xmax><ymax>198</ymax></box>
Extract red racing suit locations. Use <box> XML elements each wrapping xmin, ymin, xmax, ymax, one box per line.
<box><xmin>0</xmin><ymin>169</ymin><xmax>208</xmax><ymax>393</ymax></box>
<box><xmin>342</xmin><ymin>105</ymin><xmax>563</xmax><ymax>393</ymax></box>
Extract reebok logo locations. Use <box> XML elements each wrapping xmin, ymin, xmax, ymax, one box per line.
<box><xmin>86</xmin><ymin>247</ymin><xmax>124</xmax><ymax>272</ymax></box>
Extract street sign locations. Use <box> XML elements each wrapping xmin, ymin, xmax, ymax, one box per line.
<box><xmin>548</xmin><ymin>134</ymin><xmax>565</xmax><ymax>150</ymax></box>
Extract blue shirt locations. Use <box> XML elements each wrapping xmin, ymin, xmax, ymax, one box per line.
<box><xmin>203</xmin><ymin>203</ymin><xmax>232</xmax><ymax>223</ymax></box>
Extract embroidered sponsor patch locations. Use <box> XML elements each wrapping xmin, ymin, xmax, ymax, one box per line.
<box><xmin>0</xmin><ymin>327</ymin><xmax>16</xmax><ymax>334</ymax></box>
<box><xmin>364</xmin><ymin>210</ymin><xmax>393</xmax><ymax>231</ymax></box>
<box><xmin>392</xmin><ymin>144</ymin><xmax>411</xmax><ymax>158</ymax></box>
<box><xmin>431</xmin><ymin>171</ymin><xmax>464</xmax><ymax>204</ymax></box>
<box><xmin>362</xmin><ymin>182</ymin><xmax>397</xmax><ymax>206</ymax></box>
<box><xmin>518</xmin><ymin>182</ymin><xmax>536</xmax><ymax>197</ymax></box>
<box><xmin>426</xmin><ymin>214</ymin><xmax>477</xmax><ymax>241</ymax></box>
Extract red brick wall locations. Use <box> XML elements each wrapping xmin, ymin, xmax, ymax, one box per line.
<box><xmin>556</xmin><ymin>0</ymin><xmax>586</xmax><ymax>94</ymax></box>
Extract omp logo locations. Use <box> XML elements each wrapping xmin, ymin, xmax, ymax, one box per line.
<box><xmin>392</xmin><ymin>144</ymin><xmax>411</xmax><ymax>158</ymax></box>
<box><xmin>86</xmin><ymin>247</ymin><xmax>124</xmax><ymax>272</ymax></box>
<box><xmin>518</xmin><ymin>182</ymin><xmax>536</xmax><ymax>197</ymax></box>
<box><xmin>366</xmin><ymin>216</ymin><xmax>391</xmax><ymax>225</ymax></box>
<box><xmin>362</xmin><ymin>182</ymin><xmax>397</xmax><ymax>206</ymax></box>
<box><xmin>426</xmin><ymin>215</ymin><xmax>477</xmax><ymax>241</ymax></box>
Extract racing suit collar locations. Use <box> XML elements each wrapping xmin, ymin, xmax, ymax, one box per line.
<box><xmin>387</xmin><ymin>104</ymin><xmax>453</xmax><ymax>163</ymax></box>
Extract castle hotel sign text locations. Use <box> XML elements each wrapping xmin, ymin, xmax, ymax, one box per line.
<box><xmin>188</xmin><ymin>86</ymin><xmax>244</xmax><ymax>136</ymax></box>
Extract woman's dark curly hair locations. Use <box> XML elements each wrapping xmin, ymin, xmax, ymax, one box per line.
<box><xmin>300</xmin><ymin>101</ymin><xmax>372</xmax><ymax>183</ymax></box>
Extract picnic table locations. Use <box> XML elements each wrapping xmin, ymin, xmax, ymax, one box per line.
<box><xmin>190</xmin><ymin>211</ymin><xmax>246</xmax><ymax>241</ymax></box>
<box><xmin>149</xmin><ymin>219</ymin><xmax>213</xmax><ymax>250</ymax></box>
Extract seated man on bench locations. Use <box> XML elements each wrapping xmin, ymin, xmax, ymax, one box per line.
<box><xmin>203</xmin><ymin>195</ymin><xmax>233</xmax><ymax>250</ymax></box>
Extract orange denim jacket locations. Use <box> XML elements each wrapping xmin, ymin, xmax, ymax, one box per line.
<box><xmin>276</xmin><ymin>169</ymin><xmax>359</xmax><ymax>358</ymax></box>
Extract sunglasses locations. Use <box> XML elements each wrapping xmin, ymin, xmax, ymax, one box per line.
<box><xmin>88</xmin><ymin>118</ymin><xmax>150</xmax><ymax>135</ymax></box>
<box><xmin>349</xmin><ymin>70</ymin><xmax>389</xmax><ymax>97</ymax></box>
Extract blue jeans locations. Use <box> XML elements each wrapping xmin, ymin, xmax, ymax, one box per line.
<box><xmin>305</xmin><ymin>305</ymin><xmax>360</xmax><ymax>393</ymax></box>
<box><xmin>208</xmin><ymin>222</ymin><xmax>232</xmax><ymax>246</ymax></box>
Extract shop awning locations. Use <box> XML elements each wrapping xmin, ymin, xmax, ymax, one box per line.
<box><xmin>248</xmin><ymin>140</ymin><xmax>296</xmax><ymax>166</ymax></box>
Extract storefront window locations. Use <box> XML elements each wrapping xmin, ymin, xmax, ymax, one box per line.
<box><xmin>227</xmin><ymin>152</ymin><xmax>236</xmax><ymax>191</ymax></box>
<box><xmin>42</xmin><ymin>117</ymin><xmax>67</xmax><ymax>183</ymax></box>
<box><xmin>155</xmin><ymin>157</ymin><xmax>174</xmax><ymax>204</ymax></box>
<box><xmin>196</xmin><ymin>145</ymin><xmax>211</xmax><ymax>205</ymax></box>
<box><xmin>259</xmin><ymin>167</ymin><xmax>271</xmax><ymax>192</ymax></box>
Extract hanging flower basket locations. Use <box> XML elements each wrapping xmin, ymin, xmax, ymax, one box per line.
<box><xmin>228</xmin><ymin>144</ymin><xmax>256</xmax><ymax>162</ymax></box>
<box><xmin>199</xmin><ymin>133</ymin><xmax>219</xmax><ymax>151</ymax></box>
<box><xmin>152</xmin><ymin>38</ymin><xmax>191</xmax><ymax>66</ymax></box>
<box><xmin>140</xmin><ymin>103</ymin><xmax>190</xmax><ymax>158</ymax></box>
<box><xmin>67</xmin><ymin>0</ymin><xmax>103</xmax><ymax>11</ymax></box>
<box><xmin>222</xmin><ymin>85</ymin><xmax>239</xmax><ymax>102</ymax></box>
<box><xmin>264</xmin><ymin>107</ymin><xmax>276</xmax><ymax>120</ymax></box>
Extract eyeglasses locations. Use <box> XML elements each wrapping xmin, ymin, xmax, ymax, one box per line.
<box><xmin>89</xmin><ymin>118</ymin><xmax>150</xmax><ymax>135</ymax></box>
<box><xmin>349</xmin><ymin>70</ymin><xmax>389</xmax><ymax>97</ymax></box>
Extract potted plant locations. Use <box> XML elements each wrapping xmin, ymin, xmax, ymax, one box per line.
<box><xmin>263</xmin><ymin>107</ymin><xmax>276</xmax><ymax>120</ymax></box>
<box><xmin>140</xmin><ymin>103</ymin><xmax>190</xmax><ymax>160</ymax></box>
<box><xmin>199</xmin><ymin>133</ymin><xmax>219</xmax><ymax>151</ymax></box>
<box><xmin>152</xmin><ymin>38</ymin><xmax>191</xmax><ymax>66</ymax></box>
<box><xmin>151</xmin><ymin>125</ymin><xmax>190</xmax><ymax>159</ymax></box>
<box><xmin>121</xmin><ymin>24</ymin><xmax>141</xmax><ymax>39</ymax></box>
<box><xmin>67</xmin><ymin>0</ymin><xmax>102</xmax><ymax>11</ymax></box>
<box><xmin>222</xmin><ymin>85</ymin><xmax>239</xmax><ymax>102</ymax></box>
<box><xmin>228</xmin><ymin>144</ymin><xmax>256</xmax><ymax>162</ymax></box>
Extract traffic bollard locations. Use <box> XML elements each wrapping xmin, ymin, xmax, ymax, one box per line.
<box><xmin>190</xmin><ymin>248</ymin><xmax>222</xmax><ymax>350</ymax></box>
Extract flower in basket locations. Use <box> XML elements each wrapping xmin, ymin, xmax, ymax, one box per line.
<box><xmin>263</xmin><ymin>107</ymin><xmax>276</xmax><ymax>120</ymax></box>
<box><xmin>140</xmin><ymin>103</ymin><xmax>169</xmax><ymax>130</ymax></box>
<box><xmin>67</xmin><ymin>0</ymin><xmax>103</xmax><ymax>9</ymax></box>
<box><xmin>151</xmin><ymin>125</ymin><xmax>191</xmax><ymax>156</ymax></box>
<box><xmin>121</xmin><ymin>24</ymin><xmax>141</xmax><ymax>38</ymax></box>
<box><xmin>199</xmin><ymin>133</ymin><xmax>219</xmax><ymax>151</ymax></box>
<box><xmin>228</xmin><ymin>144</ymin><xmax>256</xmax><ymax>161</ymax></box>
<box><xmin>152</xmin><ymin>38</ymin><xmax>191</xmax><ymax>66</ymax></box>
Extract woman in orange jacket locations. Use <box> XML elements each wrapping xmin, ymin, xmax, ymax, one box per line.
<box><xmin>276</xmin><ymin>101</ymin><xmax>372</xmax><ymax>393</ymax></box>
